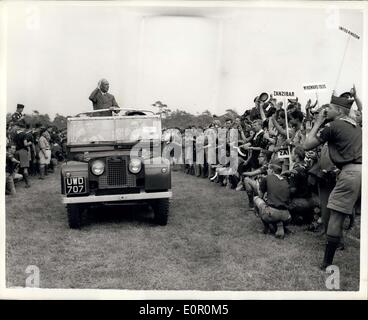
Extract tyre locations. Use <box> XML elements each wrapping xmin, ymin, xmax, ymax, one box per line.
<box><xmin>67</xmin><ymin>204</ymin><xmax>82</xmax><ymax>229</ymax></box>
<box><xmin>152</xmin><ymin>198</ymin><xmax>169</xmax><ymax>226</ymax></box>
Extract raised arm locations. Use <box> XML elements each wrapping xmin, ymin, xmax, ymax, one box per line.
<box><xmin>270</xmin><ymin>113</ymin><xmax>287</xmax><ymax>136</ymax></box>
<box><xmin>351</xmin><ymin>85</ymin><xmax>362</xmax><ymax>111</ymax></box>
<box><xmin>312</xmin><ymin>99</ymin><xmax>318</xmax><ymax>108</ymax></box>
<box><xmin>243</xmin><ymin>167</ymin><xmax>263</xmax><ymax>177</ymax></box>
<box><xmin>237</xmin><ymin>124</ymin><xmax>247</xmax><ymax>142</ymax></box>
<box><xmin>303</xmin><ymin>111</ymin><xmax>325</xmax><ymax>150</ymax></box>
<box><xmin>89</xmin><ymin>87</ymin><xmax>100</xmax><ymax>103</ymax></box>
<box><xmin>258</xmin><ymin>101</ymin><xmax>267</xmax><ymax>122</ymax></box>
<box><xmin>263</xmin><ymin>130</ymin><xmax>276</xmax><ymax>145</ymax></box>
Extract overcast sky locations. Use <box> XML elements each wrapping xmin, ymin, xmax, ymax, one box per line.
<box><xmin>3</xmin><ymin>2</ymin><xmax>364</xmax><ymax>119</ymax></box>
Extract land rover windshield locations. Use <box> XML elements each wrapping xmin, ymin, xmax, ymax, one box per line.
<box><xmin>67</xmin><ymin>116</ymin><xmax>161</xmax><ymax>145</ymax></box>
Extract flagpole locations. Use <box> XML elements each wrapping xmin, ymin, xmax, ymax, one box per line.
<box><xmin>315</xmin><ymin>90</ymin><xmax>320</xmax><ymax>108</ymax></box>
<box><xmin>334</xmin><ymin>34</ymin><xmax>351</xmax><ymax>91</ymax></box>
<box><xmin>284</xmin><ymin>98</ymin><xmax>293</xmax><ymax>170</ymax></box>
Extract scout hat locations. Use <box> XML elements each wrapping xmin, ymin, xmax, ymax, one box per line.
<box><xmin>259</xmin><ymin>92</ymin><xmax>269</xmax><ymax>102</ymax></box>
<box><xmin>254</xmin><ymin>92</ymin><xmax>269</xmax><ymax>103</ymax></box>
<box><xmin>330</xmin><ymin>95</ymin><xmax>354</xmax><ymax>110</ymax></box>
<box><xmin>339</xmin><ymin>92</ymin><xmax>352</xmax><ymax>99</ymax></box>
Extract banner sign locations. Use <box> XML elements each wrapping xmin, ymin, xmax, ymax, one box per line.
<box><xmin>273</xmin><ymin>91</ymin><xmax>295</xmax><ymax>97</ymax></box>
<box><xmin>339</xmin><ymin>26</ymin><xmax>360</xmax><ymax>40</ymax></box>
<box><xmin>303</xmin><ymin>84</ymin><xmax>327</xmax><ymax>91</ymax></box>
<box><xmin>277</xmin><ymin>148</ymin><xmax>290</xmax><ymax>159</ymax></box>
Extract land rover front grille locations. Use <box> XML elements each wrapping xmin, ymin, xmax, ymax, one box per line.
<box><xmin>98</xmin><ymin>157</ymin><xmax>136</xmax><ymax>188</ymax></box>
<box><xmin>108</xmin><ymin>159</ymin><xmax>127</xmax><ymax>185</ymax></box>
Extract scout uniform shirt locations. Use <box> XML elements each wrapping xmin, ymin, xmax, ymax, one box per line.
<box><xmin>318</xmin><ymin>116</ymin><xmax>362</xmax><ymax>169</ymax></box>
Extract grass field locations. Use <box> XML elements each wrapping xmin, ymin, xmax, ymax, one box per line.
<box><xmin>6</xmin><ymin>166</ymin><xmax>360</xmax><ymax>290</ymax></box>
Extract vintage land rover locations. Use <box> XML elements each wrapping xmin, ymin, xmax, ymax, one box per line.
<box><xmin>60</xmin><ymin>108</ymin><xmax>172</xmax><ymax>229</ymax></box>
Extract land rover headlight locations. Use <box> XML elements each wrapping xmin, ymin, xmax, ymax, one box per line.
<box><xmin>91</xmin><ymin>159</ymin><xmax>105</xmax><ymax>176</ymax></box>
<box><xmin>129</xmin><ymin>158</ymin><xmax>142</xmax><ymax>174</ymax></box>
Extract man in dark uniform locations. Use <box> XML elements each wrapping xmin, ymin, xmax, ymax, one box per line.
<box><xmin>247</xmin><ymin>119</ymin><xmax>268</xmax><ymax>170</ymax></box>
<box><xmin>11</xmin><ymin>104</ymin><xmax>25</xmax><ymax>125</ymax></box>
<box><xmin>14</xmin><ymin>124</ymin><xmax>33</xmax><ymax>188</ymax></box>
<box><xmin>6</xmin><ymin>144</ymin><xmax>20</xmax><ymax>195</ymax></box>
<box><xmin>304</xmin><ymin>94</ymin><xmax>362</xmax><ymax>269</ymax></box>
<box><xmin>89</xmin><ymin>79</ymin><xmax>119</xmax><ymax>116</ymax></box>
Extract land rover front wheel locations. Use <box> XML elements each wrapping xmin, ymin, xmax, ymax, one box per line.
<box><xmin>152</xmin><ymin>199</ymin><xmax>169</xmax><ymax>226</ymax></box>
<box><xmin>67</xmin><ymin>204</ymin><xmax>82</xmax><ymax>229</ymax></box>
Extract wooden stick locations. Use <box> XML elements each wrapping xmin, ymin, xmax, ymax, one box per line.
<box><xmin>334</xmin><ymin>34</ymin><xmax>351</xmax><ymax>91</ymax></box>
<box><xmin>284</xmin><ymin>98</ymin><xmax>293</xmax><ymax>170</ymax></box>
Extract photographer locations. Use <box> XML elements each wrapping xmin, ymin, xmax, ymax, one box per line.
<box><xmin>304</xmin><ymin>94</ymin><xmax>362</xmax><ymax>269</ymax></box>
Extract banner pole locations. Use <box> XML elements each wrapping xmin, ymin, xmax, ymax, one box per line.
<box><xmin>334</xmin><ymin>34</ymin><xmax>351</xmax><ymax>91</ymax></box>
<box><xmin>284</xmin><ymin>98</ymin><xmax>292</xmax><ymax>170</ymax></box>
<box><xmin>315</xmin><ymin>90</ymin><xmax>320</xmax><ymax>108</ymax></box>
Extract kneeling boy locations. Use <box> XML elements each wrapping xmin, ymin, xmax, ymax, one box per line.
<box><xmin>254</xmin><ymin>160</ymin><xmax>291</xmax><ymax>238</ymax></box>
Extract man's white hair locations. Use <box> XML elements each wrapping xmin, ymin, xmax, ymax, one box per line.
<box><xmin>98</xmin><ymin>78</ymin><xmax>109</xmax><ymax>87</ymax></box>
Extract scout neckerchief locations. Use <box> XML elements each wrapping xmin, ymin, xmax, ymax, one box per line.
<box><xmin>338</xmin><ymin>115</ymin><xmax>357</xmax><ymax>127</ymax></box>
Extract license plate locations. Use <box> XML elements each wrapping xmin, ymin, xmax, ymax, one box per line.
<box><xmin>65</xmin><ymin>177</ymin><xmax>86</xmax><ymax>194</ymax></box>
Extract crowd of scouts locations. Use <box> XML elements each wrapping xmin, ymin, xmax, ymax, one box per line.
<box><xmin>5</xmin><ymin>104</ymin><xmax>67</xmax><ymax>195</ymax></box>
<box><xmin>5</xmin><ymin>83</ymin><xmax>362</xmax><ymax>270</ymax></box>
<box><xmin>164</xmin><ymin>85</ymin><xmax>362</xmax><ymax>269</ymax></box>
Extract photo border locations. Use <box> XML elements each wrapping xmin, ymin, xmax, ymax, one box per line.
<box><xmin>0</xmin><ymin>0</ymin><xmax>367</xmax><ymax>300</ymax></box>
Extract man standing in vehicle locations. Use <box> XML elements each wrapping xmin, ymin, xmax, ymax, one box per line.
<box><xmin>89</xmin><ymin>78</ymin><xmax>120</xmax><ymax>115</ymax></box>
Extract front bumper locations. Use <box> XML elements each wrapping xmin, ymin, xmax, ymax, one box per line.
<box><xmin>62</xmin><ymin>190</ymin><xmax>172</xmax><ymax>204</ymax></box>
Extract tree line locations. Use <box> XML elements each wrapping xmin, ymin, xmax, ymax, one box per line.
<box><xmin>6</xmin><ymin>111</ymin><xmax>68</xmax><ymax>130</ymax></box>
<box><xmin>6</xmin><ymin>108</ymin><xmax>240</xmax><ymax>131</ymax></box>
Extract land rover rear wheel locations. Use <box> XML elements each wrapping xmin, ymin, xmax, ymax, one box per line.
<box><xmin>152</xmin><ymin>199</ymin><xmax>169</xmax><ymax>226</ymax></box>
<box><xmin>67</xmin><ymin>204</ymin><xmax>82</xmax><ymax>229</ymax></box>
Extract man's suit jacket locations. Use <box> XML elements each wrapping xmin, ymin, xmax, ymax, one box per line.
<box><xmin>89</xmin><ymin>88</ymin><xmax>119</xmax><ymax>110</ymax></box>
